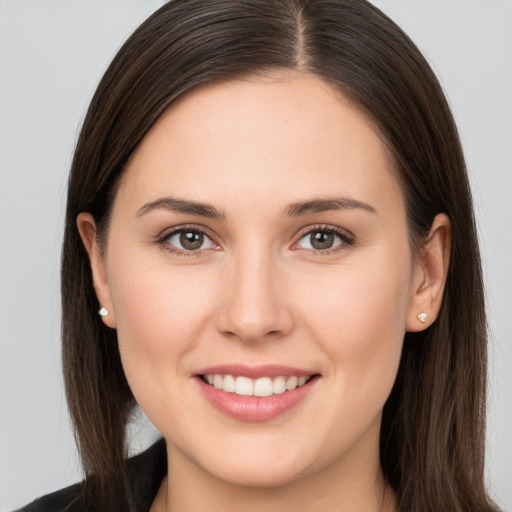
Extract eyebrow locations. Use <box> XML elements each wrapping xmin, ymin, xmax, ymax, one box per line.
<box><xmin>136</xmin><ymin>197</ymin><xmax>226</xmax><ymax>219</ymax></box>
<box><xmin>284</xmin><ymin>197</ymin><xmax>376</xmax><ymax>217</ymax></box>
<box><xmin>136</xmin><ymin>196</ymin><xmax>376</xmax><ymax>219</ymax></box>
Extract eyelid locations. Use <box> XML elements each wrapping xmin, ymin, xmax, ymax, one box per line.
<box><xmin>291</xmin><ymin>224</ymin><xmax>355</xmax><ymax>253</ymax></box>
<box><xmin>156</xmin><ymin>224</ymin><xmax>221</xmax><ymax>255</ymax></box>
<box><xmin>154</xmin><ymin>223</ymin><xmax>355</xmax><ymax>257</ymax></box>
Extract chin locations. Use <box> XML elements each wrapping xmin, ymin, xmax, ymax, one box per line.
<box><xmin>187</xmin><ymin>437</ymin><xmax>320</xmax><ymax>489</ymax></box>
<box><xmin>208</xmin><ymin>460</ymin><xmax>308</xmax><ymax>489</ymax></box>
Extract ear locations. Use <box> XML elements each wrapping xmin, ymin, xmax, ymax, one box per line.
<box><xmin>77</xmin><ymin>212</ymin><xmax>116</xmax><ymax>329</ymax></box>
<box><xmin>406</xmin><ymin>213</ymin><xmax>451</xmax><ymax>332</ymax></box>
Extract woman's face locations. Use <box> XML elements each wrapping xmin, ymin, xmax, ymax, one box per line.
<box><xmin>85</xmin><ymin>73</ymin><xmax>429</xmax><ymax>488</ymax></box>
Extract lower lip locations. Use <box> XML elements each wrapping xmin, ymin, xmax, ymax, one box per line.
<box><xmin>196</xmin><ymin>376</ymin><xmax>318</xmax><ymax>422</ymax></box>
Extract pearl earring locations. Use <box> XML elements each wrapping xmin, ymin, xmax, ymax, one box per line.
<box><xmin>98</xmin><ymin>306</ymin><xmax>109</xmax><ymax>318</ymax></box>
<box><xmin>417</xmin><ymin>312</ymin><xmax>427</xmax><ymax>324</ymax></box>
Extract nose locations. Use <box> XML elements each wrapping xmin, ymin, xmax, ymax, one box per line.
<box><xmin>215</xmin><ymin>250</ymin><xmax>294</xmax><ymax>344</ymax></box>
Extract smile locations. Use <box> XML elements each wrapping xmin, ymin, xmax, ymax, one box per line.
<box><xmin>195</xmin><ymin>366</ymin><xmax>319</xmax><ymax>421</ymax></box>
<box><xmin>201</xmin><ymin>374</ymin><xmax>311</xmax><ymax>397</ymax></box>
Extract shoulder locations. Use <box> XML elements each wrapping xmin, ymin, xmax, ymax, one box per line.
<box><xmin>14</xmin><ymin>438</ymin><xmax>167</xmax><ymax>512</ymax></box>
<box><xmin>13</xmin><ymin>482</ymin><xmax>84</xmax><ymax>512</ymax></box>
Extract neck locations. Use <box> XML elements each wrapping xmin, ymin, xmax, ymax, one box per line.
<box><xmin>152</xmin><ymin>437</ymin><xmax>397</xmax><ymax>512</ymax></box>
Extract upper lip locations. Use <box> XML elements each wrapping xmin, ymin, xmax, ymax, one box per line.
<box><xmin>195</xmin><ymin>364</ymin><xmax>316</xmax><ymax>379</ymax></box>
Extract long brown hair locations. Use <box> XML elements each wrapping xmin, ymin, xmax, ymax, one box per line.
<box><xmin>61</xmin><ymin>1</ymin><xmax>497</xmax><ymax>510</ymax></box>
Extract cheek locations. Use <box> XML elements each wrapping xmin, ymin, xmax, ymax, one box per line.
<box><xmin>107</xmin><ymin>255</ymin><xmax>225</xmax><ymax>434</ymax></box>
<box><xmin>296</xmin><ymin>252</ymin><xmax>411</xmax><ymax>396</ymax></box>
<box><xmin>108</xmin><ymin>250</ymin><xmax>220</xmax><ymax>381</ymax></box>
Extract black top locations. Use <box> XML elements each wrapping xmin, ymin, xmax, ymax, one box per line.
<box><xmin>14</xmin><ymin>438</ymin><xmax>167</xmax><ymax>512</ymax></box>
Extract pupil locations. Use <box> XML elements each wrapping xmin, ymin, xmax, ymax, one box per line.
<box><xmin>180</xmin><ymin>231</ymin><xmax>203</xmax><ymax>250</ymax></box>
<box><xmin>311</xmin><ymin>231</ymin><xmax>334</xmax><ymax>250</ymax></box>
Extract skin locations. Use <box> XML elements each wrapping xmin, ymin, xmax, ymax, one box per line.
<box><xmin>78</xmin><ymin>72</ymin><xmax>451</xmax><ymax>512</ymax></box>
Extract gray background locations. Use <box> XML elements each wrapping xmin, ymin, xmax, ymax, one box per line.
<box><xmin>0</xmin><ymin>1</ymin><xmax>510</xmax><ymax>510</ymax></box>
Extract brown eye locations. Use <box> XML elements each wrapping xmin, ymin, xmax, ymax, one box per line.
<box><xmin>165</xmin><ymin>228</ymin><xmax>217</xmax><ymax>253</ymax></box>
<box><xmin>295</xmin><ymin>227</ymin><xmax>351</xmax><ymax>253</ymax></box>
<box><xmin>180</xmin><ymin>230</ymin><xmax>204</xmax><ymax>250</ymax></box>
<box><xmin>310</xmin><ymin>231</ymin><xmax>335</xmax><ymax>250</ymax></box>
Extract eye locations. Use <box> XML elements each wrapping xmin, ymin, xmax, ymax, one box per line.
<box><xmin>163</xmin><ymin>227</ymin><xmax>218</xmax><ymax>253</ymax></box>
<box><xmin>294</xmin><ymin>227</ymin><xmax>353</xmax><ymax>252</ymax></box>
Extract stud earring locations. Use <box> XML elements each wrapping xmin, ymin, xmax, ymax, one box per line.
<box><xmin>98</xmin><ymin>306</ymin><xmax>109</xmax><ymax>318</ymax></box>
<box><xmin>417</xmin><ymin>312</ymin><xmax>427</xmax><ymax>324</ymax></box>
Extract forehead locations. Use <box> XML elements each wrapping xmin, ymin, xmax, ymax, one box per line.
<box><xmin>115</xmin><ymin>72</ymin><xmax>402</xmax><ymax>217</ymax></box>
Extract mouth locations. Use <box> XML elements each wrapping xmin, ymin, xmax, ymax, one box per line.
<box><xmin>194</xmin><ymin>366</ymin><xmax>320</xmax><ymax>421</ymax></box>
<box><xmin>200</xmin><ymin>374</ymin><xmax>313</xmax><ymax>397</ymax></box>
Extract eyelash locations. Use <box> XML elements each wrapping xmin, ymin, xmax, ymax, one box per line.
<box><xmin>156</xmin><ymin>224</ymin><xmax>355</xmax><ymax>257</ymax></box>
<box><xmin>293</xmin><ymin>224</ymin><xmax>355</xmax><ymax>255</ymax></box>
<box><xmin>156</xmin><ymin>224</ymin><xmax>218</xmax><ymax>258</ymax></box>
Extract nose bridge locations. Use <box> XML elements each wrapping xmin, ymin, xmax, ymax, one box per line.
<box><xmin>216</xmin><ymin>241</ymin><xmax>293</xmax><ymax>342</ymax></box>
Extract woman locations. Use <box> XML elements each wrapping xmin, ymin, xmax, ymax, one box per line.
<box><xmin>16</xmin><ymin>0</ymin><xmax>500</xmax><ymax>511</ymax></box>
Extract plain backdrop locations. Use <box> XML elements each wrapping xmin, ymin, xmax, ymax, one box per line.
<box><xmin>0</xmin><ymin>1</ymin><xmax>510</xmax><ymax>510</ymax></box>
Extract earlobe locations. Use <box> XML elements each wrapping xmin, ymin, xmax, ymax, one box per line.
<box><xmin>76</xmin><ymin>212</ymin><xmax>116</xmax><ymax>329</ymax></box>
<box><xmin>406</xmin><ymin>213</ymin><xmax>451</xmax><ymax>332</ymax></box>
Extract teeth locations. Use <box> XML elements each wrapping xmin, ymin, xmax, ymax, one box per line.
<box><xmin>203</xmin><ymin>374</ymin><xmax>311</xmax><ymax>396</ymax></box>
<box><xmin>235</xmin><ymin>376</ymin><xmax>253</xmax><ymax>396</ymax></box>
<box><xmin>286</xmin><ymin>376</ymin><xmax>298</xmax><ymax>390</ymax></box>
<box><xmin>213</xmin><ymin>374</ymin><xmax>223</xmax><ymax>389</ymax></box>
<box><xmin>297</xmin><ymin>376</ymin><xmax>308</xmax><ymax>386</ymax></box>
<box><xmin>254</xmin><ymin>377</ymin><xmax>273</xmax><ymax>397</ymax></box>
<box><xmin>223</xmin><ymin>374</ymin><xmax>236</xmax><ymax>393</ymax></box>
<box><xmin>273</xmin><ymin>376</ymin><xmax>286</xmax><ymax>394</ymax></box>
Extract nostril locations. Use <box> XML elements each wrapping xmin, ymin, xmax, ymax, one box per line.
<box><xmin>214</xmin><ymin>287</ymin><xmax>294</xmax><ymax>342</ymax></box>
<box><xmin>220</xmin><ymin>328</ymin><xmax>286</xmax><ymax>344</ymax></box>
